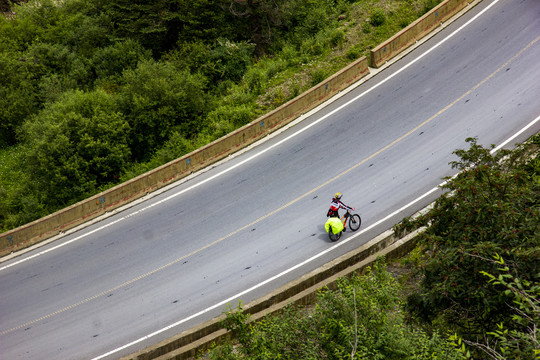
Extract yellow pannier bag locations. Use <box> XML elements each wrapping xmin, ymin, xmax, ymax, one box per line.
<box><xmin>325</xmin><ymin>217</ymin><xmax>343</xmax><ymax>234</ymax></box>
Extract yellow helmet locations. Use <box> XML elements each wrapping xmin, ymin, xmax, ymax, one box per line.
<box><xmin>334</xmin><ymin>192</ymin><xmax>342</xmax><ymax>200</ymax></box>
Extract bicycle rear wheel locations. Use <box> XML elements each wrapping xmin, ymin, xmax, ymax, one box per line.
<box><xmin>348</xmin><ymin>214</ymin><xmax>361</xmax><ymax>231</ymax></box>
<box><xmin>328</xmin><ymin>226</ymin><xmax>342</xmax><ymax>241</ymax></box>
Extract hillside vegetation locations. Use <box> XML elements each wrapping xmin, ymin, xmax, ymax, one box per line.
<box><xmin>0</xmin><ymin>0</ymin><xmax>442</xmax><ymax>232</ymax></box>
<box><xmin>201</xmin><ymin>136</ymin><xmax>540</xmax><ymax>360</ymax></box>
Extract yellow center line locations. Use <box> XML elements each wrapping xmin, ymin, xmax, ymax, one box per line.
<box><xmin>2</xmin><ymin>35</ymin><xmax>538</xmax><ymax>337</ymax></box>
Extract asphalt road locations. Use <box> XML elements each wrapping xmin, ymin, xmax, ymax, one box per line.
<box><xmin>1</xmin><ymin>0</ymin><xmax>539</xmax><ymax>359</ymax></box>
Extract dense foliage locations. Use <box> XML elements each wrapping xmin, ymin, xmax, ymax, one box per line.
<box><xmin>206</xmin><ymin>260</ymin><xmax>464</xmax><ymax>360</ymax></box>
<box><xmin>0</xmin><ymin>0</ymin><xmax>441</xmax><ymax>230</ymax></box>
<box><xmin>404</xmin><ymin>136</ymin><xmax>540</xmax><ymax>359</ymax></box>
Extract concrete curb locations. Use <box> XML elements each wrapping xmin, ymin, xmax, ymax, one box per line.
<box><xmin>370</xmin><ymin>0</ymin><xmax>471</xmax><ymax>68</ymax></box>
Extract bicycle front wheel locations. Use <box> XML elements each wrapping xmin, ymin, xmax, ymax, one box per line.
<box><xmin>348</xmin><ymin>214</ymin><xmax>361</xmax><ymax>231</ymax></box>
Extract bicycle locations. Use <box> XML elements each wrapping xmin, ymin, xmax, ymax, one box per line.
<box><xmin>327</xmin><ymin>209</ymin><xmax>362</xmax><ymax>241</ymax></box>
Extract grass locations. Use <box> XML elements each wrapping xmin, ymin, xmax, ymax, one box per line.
<box><xmin>245</xmin><ymin>0</ymin><xmax>443</xmax><ymax>114</ymax></box>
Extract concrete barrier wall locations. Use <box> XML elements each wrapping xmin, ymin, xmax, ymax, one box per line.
<box><xmin>0</xmin><ymin>56</ymin><xmax>369</xmax><ymax>258</ymax></box>
<box><xmin>370</xmin><ymin>0</ymin><xmax>470</xmax><ymax>68</ymax></box>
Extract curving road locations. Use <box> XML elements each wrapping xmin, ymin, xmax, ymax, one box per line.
<box><xmin>1</xmin><ymin>0</ymin><xmax>539</xmax><ymax>359</ymax></box>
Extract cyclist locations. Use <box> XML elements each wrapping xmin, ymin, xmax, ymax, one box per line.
<box><xmin>327</xmin><ymin>193</ymin><xmax>355</xmax><ymax>231</ymax></box>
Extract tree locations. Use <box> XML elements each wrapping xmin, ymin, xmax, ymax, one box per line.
<box><xmin>25</xmin><ymin>41</ymin><xmax>91</xmax><ymax>90</ymax></box>
<box><xmin>174</xmin><ymin>0</ymin><xmax>238</xmax><ymax>44</ymax></box>
<box><xmin>117</xmin><ymin>59</ymin><xmax>208</xmax><ymax>161</ymax></box>
<box><xmin>225</xmin><ymin>0</ymin><xmax>338</xmax><ymax>55</ymax></box>
<box><xmin>0</xmin><ymin>147</ymin><xmax>46</xmax><ymax>230</ymax></box>
<box><xmin>226</xmin><ymin>0</ymin><xmax>284</xmax><ymax>55</ymax></box>
<box><xmin>101</xmin><ymin>0</ymin><xmax>183</xmax><ymax>56</ymax></box>
<box><xmin>0</xmin><ymin>53</ymin><xmax>40</xmax><ymax>148</ymax></box>
<box><xmin>0</xmin><ymin>0</ymin><xmax>54</xmax><ymax>53</ymax></box>
<box><xmin>450</xmin><ymin>253</ymin><xmax>539</xmax><ymax>360</ymax></box>
<box><xmin>0</xmin><ymin>0</ymin><xmax>112</xmax><ymax>147</ymax></box>
<box><xmin>19</xmin><ymin>89</ymin><xmax>131</xmax><ymax>208</ymax></box>
<box><xmin>90</xmin><ymin>38</ymin><xmax>151</xmax><ymax>86</ymax></box>
<box><xmin>405</xmin><ymin>137</ymin><xmax>540</xmax><ymax>349</ymax></box>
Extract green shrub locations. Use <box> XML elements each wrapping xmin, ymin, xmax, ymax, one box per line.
<box><xmin>399</xmin><ymin>18</ymin><xmax>411</xmax><ymax>28</ymax></box>
<box><xmin>91</xmin><ymin>39</ymin><xmax>151</xmax><ymax>84</ymax></box>
<box><xmin>0</xmin><ymin>146</ymin><xmax>47</xmax><ymax>231</ymax></box>
<box><xmin>370</xmin><ymin>8</ymin><xmax>386</xmax><ymax>27</ymax></box>
<box><xmin>328</xmin><ymin>28</ymin><xmax>346</xmax><ymax>48</ymax></box>
<box><xmin>420</xmin><ymin>0</ymin><xmax>441</xmax><ymax>16</ymax></box>
<box><xmin>205</xmin><ymin>103</ymin><xmax>256</xmax><ymax>138</ymax></box>
<box><xmin>300</xmin><ymin>34</ymin><xmax>328</xmax><ymax>56</ymax></box>
<box><xmin>346</xmin><ymin>45</ymin><xmax>361</xmax><ymax>60</ymax></box>
<box><xmin>281</xmin><ymin>44</ymin><xmax>301</xmax><ymax>67</ymax></box>
<box><xmin>288</xmin><ymin>80</ymin><xmax>301</xmax><ymax>99</ymax></box>
<box><xmin>361</xmin><ymin>20</ymin><xmax>371</xmax><ymax>34</ymax></box>
<box><xmin>242</xmin><ymin>66</ymin><xmax>266</xmax><ymax>94</ymax></box>
<box><xmin>270</xmin><ymin>87</ymin><xmax>286</xmax><ymax>106</ymax></box>
<box><xmin>264</xmin><ymin>58</ymin><xmax>287</xmax><ymax>80</ymax></box>
<box><xmin>210</xmin><ymin>38</ymin><xmax>255</xmax><ymax>82</ymax></box>
<box><xmin>311</xmin><ymin>68</ymin><xmax>328</xmax><ymax>86</ymax></box>
<box><xmin>120</xmin><ymin>131</ymin><xmax>196</xmax><ymax>181</ymax></box>
<box><xmin>405</xmin><ymin>137</ymin><xmax>540</xmax><ymax>357</ymax></box>
<box><xmin>221</xmin><ymin>83</ymin><xmax>256</xmax><ymax>107</ymax></box>
<box><xmin>203</xmin><ymin>259</ymin><xmax>464</xmax><ymax>359</ymax></box>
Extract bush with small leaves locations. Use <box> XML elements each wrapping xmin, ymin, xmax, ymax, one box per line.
<box><xmin>370</xmin><ymin>8</ymin><xmax>386</xmax><ymax>27</ymax></box>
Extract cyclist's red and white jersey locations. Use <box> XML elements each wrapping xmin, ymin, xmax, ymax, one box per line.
<box><xmin>329</xmin><ymin>199</ymin><xmax>353</xmax><ymax>212</ymax></box>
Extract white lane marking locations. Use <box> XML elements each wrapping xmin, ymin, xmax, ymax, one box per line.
<box><xmin>491</xmin><ymin>116</ymin><xmax>539</xmax><ymax>153</ymax></box>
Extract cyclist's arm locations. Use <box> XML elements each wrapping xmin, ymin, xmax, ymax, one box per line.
<box><xmin>339</xmin><ymin>201</ymin><xmax>354</xmax><ymax>211</ymax></box>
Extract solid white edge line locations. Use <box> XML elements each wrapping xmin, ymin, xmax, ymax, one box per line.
<box><xmin>92</xmin><ymin>1</ymin><xmax>532</xmax><ymax>358</ymax></box>
<box><xmin>491</xmin><ymin>115</ymin><xmax>540</xmax><ymax>153</ymax></box>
